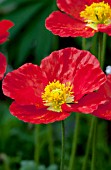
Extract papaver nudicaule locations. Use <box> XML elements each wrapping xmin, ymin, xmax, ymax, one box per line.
<box><xmin>2</xmin><ymin>48</ymin><xmax>106</xmax><ymax>124</ymax></box>
<box><xmin>46</xmin><ymin>0</ymin><xmax>111</xmax><ymax>38</ymax></box>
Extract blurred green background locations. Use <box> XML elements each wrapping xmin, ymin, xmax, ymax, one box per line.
<box><xmin>0</xmin><ymin>0</ymin><xmax>111</xmax><ymax>170</ymax></box>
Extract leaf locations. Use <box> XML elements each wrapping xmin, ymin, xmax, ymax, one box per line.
<box><xmin>3</xmin><ymin>3</ymin><xmax>44</xmax><ymax>38</ymax></box>
<box><xmin>34</xmin><ymin>5</ymin><xmax>58</xmax><ymax>64</ymax></box>
<box><xmin>16</xmin><ymin>2</ymin><xmax>57</xmax><ymax>66</ymax></box>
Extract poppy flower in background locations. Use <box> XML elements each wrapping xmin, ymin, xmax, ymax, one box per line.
<box><xmin>46</xmin><ymin>0</ymin><xmax>111</xmax><ymax>38</ymax></box>
<box><xmin>0</xmin><ymin>53</ymin><xmax>7</xmax><ymax>80</ymax></box>
<box><xmin>0</xmin><ymin>20</ymin><xmax>14</xmax><ymax>79</ymax></box>
<box><xmin>91</xmin><ymin>74</ymin><xmax>111</xmax><ymax>120</ymax></box>
<box><xmin>2</xmin><ymin>48</ymin><xmax>106</xmax><ymax>124</ymax></box>
<box><xmin>0</xmin><ymin>20</ymin><xmax>14</xmax><ymax>44</ymax></box>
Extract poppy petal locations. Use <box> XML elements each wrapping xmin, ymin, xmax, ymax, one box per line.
<box><xmin>57</xmin><ymin>0</ymin><xmax>86</xmax><ymax>20</ymax></box>
<box><xmin>62</xmin><ymin>90</ymin><xmax>107</xmax><ymax>113</ymax></box>
<box><xmin>91</xmin><ymin>101</ymin><xmax>111</xmax><ymax>120</ymax></box>
<box><xmin>0</xmin><ymin>53</ymin><xmax>7</xmax><ymax>80</ymax></box>
<box><xmin>0</xmin><ymin>20</ymin><xmax>14</xmax><ymax>44</ymax></box>
<box><xmin>91</xmin><ymin>74</ymin><xmax>111</xmax><ymax>120</ymax></box>
<box><xmin>98</xmin><ymin>24</ymin><xmax>111</xmax><ymax>36</ymax></box>
<box><xmin>2</xmin><ymin>63</ymin><xmax>48</xmax><ymax>105</ymax></box>
<box><xmin>45</xmin><ymin>11</ymin><xmax>95</xmax><ymax>38</ymax></box>
<box><xmin>10</xmin><ymin>102</ymin><xmax>70</xmax><ymax>124</ymax></box>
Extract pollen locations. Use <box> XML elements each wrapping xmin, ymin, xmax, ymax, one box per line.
<box><xmin>80</xmin><ymin>1</ymin><xmax>111</xmax><ymax>30</ymax></box>
<box><xmin>42</xmin><ymin>80</ymin><xmax>74</xmax><ymax>112</ymax></box>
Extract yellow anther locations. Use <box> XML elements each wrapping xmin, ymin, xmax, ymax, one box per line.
<box><xmin>42</xmin><ymin>80</ymin><xmax>74</xmax><ymax>112</ymax></box>
<box><xmin>80</xmin><ymin>1</ymin><xmax>111</xmax><ymax>30</ymax></box>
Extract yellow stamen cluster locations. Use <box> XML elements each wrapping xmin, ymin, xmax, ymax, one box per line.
<box><xmin>42</xmin><ymin>80</ymin><xmax>74</xmax><ymax>112</ymax></box>
<box><xmin>80</xmin><ymin>1</ymin><xmax>111</xmax><ymax>30</ymax></box>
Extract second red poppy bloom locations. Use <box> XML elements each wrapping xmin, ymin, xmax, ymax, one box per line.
<box><xmin>46</xmin><ymin>0</ymin><xmax>111</xmax><ymax>38</ymax></box>
<box><xmin>2</xmin><ymin>48</ymin><xmax>106</xmax><ymax>124</ymax></box>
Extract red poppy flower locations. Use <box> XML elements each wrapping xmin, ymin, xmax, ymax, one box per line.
<box><xmin>0</xmin><ymin>20</ymin><xmax>14</xmax><ymax>44</ymax></box>
<box><xmin>0</xmin><ymin>53</ymin><xmax>7</xmax><ymax>80</ymax></box>
<box><xmin>2</xmin><ymin>48</ymin><xmax>106</xmax><ymax>124</ymax></box>
<box><xmin>45</xmin><ymin>0</ymin><xmax>111</xmax><ymax>38</ymax></box>
<box><xmin>91</xmin><ymin>74</ymin><xmax>111</xmax><ymax>120</ymax></box>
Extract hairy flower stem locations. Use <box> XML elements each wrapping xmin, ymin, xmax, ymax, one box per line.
<box><xmin>82</xmin><ymin>38</ymin><xmax>86</xmax><ymax>50</ymax></box>
<box><xmin>68</xmin><ymin>113</ymin><xmax>80</xmax><ymax>170</ymax></box>
<box><xmin>47</xmin><ymin>124</ymin><xmax>54</xmax><ymax>164</ymax></box>
<box><xmin>91</xmin><ymin>32</ymin><xmax>106</xmax><ymax>170</ymax></box>
<box><xmin>91</xmin><ymin>118</ymin><xmax>97</xmax><ymax>170</ymax></box>
<box><xmin>68</xmin><ymin>38</ymin><xmax>86</xmax><ymax>170</ymax></box>
<box><xmin>98</xmin><ymin>33</ymin><xmax>107</xmax><ymax>69</ymax></box>
<box><xmin>82</xmin><ymin>116</ymin><xmax>96</xmax><ymax>170</ymax></box>
<box><xmin>34</xmin><ymin>125</ymin><xmax>40</xmax><ymax>168</ymax></box>
<box><xmin>98</xmin><ymin>33</ymin><xmax>103</xmax><ymax>64</ymax></box>
<box><xmin>101</xmin><ymin>33</ymin><xmax>107</xmax><ymax>69</ymax></box>
<box><xmin>60</xmin><ymin>121</ymin><xmax>65</xmax><ymax>170</ymax></box>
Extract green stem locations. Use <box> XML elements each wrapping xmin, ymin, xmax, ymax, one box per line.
<box><xmin>91</xmin><ymin>31</ymin><xmax>106</xmax><ymax>170</ymax></box>
<box><xmin>82</xmin><ymin>116</ymin><xmax>96</xmax><ymax>170</ymax></box>
<box><xmin>82</xmin><ymin>38</ymin><xmax>86</xmax><ymax>50</ymax></box>
<box><xmin>47</xmin><ymin>124</ymin><xmax>54</xmax><ymax>164</ymax></box>
<box><xmin>98</xmin><ymin>33</ymin><xmax>107</xmax><ymax>69</ymax></box>
<box><xmin>34</xmin><ymin>124</ymin><xmax>40</xmax><ymax>167</ymax></box>
<box><xmin>68</xmin><ymin>113</ymin><xmax>80</xmax><ymax>170</ymax></box>
<box><xmin>91</xmin><ymin>118</ymin><xmax>97</xmax><ymax>170</ymax></box>
<box><xmin>90</xmin><ymin>34</ymin><xmax>98</xmax><ymax>57</ymax></box>
<box><xmin>98</xmin><ymin>33</ymin><xmax>103</xmax><ymax>62</ymax></box>
<box><xmin>101</xmin><ymin>33</ymin><xmax>107</xmax><ymax>69</ymax></box>
<box><xmin>60</xmin><ymin>121</ymin><xmax>65</xmax><ymax>170</ymax></box>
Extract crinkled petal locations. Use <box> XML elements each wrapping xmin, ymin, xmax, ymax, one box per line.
<box><xmin>98</xmin><ymin>24</ymin><xmax>111</xmax><ymax>36</ymax></box>
<box><xmin>74</xmin><ymin>64</ymin><xmax>106</xmax><ymax>100</ymax></box>
<box><xmin>57</xmin><ymin>0</ymin><xmax>86</xmax><ymax>20</ymax></box>
<box><xmin>98</xmin><ymin>74</ymin><xmax>111</xmax><ymax>98</ymax></box>
<box><xmin>2</xmin><ymin>63</ymin><xmax>48</xmax><ymax>105</ymax></box>
<box><xmin>40</xmin><ymin>47</ymin><xmax>106</xmax><ymax>100</ymax></box>
<box><xmin>0</xmin><ymin>20</ymin><xmax>14</xmax><ymax>44</ymax></box>
<box><xmin>91</xmin><ymin>74</ymin><xmax>111</xmax><ymax>120</ymax></box>
<box><xmin>45</xmin><ymin>11</ymin><xmax>96</xmax><ymax>38</ymax></box>
<box><xmin>10</xmin><ymin>102</ymin><xmax>70</xmax><ymax>124</ymax></box>
<box><xmin>62</xmin><ymin>90</ymin><xmax>107</xmax><ymax>113</ymax></box>
<box><xmin>0</xmin><ymin>53</ymin><xmax>7</xmax><ymax>80</ymax></box>
<box><xmin>91</xmin><ymin>101</ymin><xmax>111</xmax><ymax>120</ymax></box>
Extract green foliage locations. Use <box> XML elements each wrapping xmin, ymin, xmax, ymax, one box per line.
<box><xmin>0</xmin><ymin>0</ymin><xmax>111</xmax><ymax>170</ymax></box>
<box><xmin>0</xmin><ymin>0</ymin><xmax>58</xmax><ymax>68</ymax></box>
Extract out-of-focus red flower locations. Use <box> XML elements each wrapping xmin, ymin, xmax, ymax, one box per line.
<box><xmin>91</xmin><ymin>74</ymin><xmax>111</xmax><ymax>120</ymax></box>
<box><xmin>0</xmin><ymin>20</ymin><xmax>14</xmax><ymax>79</ymax></box>
<box><xmin>0</xmin><ymin>53</ymin><xmax>7</xmax><ymax>80</ymax></box>
<box><xmin>2</xmin><ymin>48</ymin><xmax>106</xmax><ymax>124</ymax></box>
<box><xmin>0</xmin><ymin>20</ymin><xmax>14</xmax><ymax>44</ymax></box>
<box><xmin>46</xmin><ymin>0</ymin><xmax>111</xmax><ymax>38</ymax></box>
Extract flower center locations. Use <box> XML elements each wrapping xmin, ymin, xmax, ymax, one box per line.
<box><xmin>42</xmin><ymin>80</ymin><xmax>74</xmax><ymax>112</ymax></box>
<box><xmin>80</xmin><ymin>1</ymin><xmax>111</xmax><ymax>30</ymax></box>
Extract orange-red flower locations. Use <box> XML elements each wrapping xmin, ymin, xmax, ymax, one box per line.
<box><xmin>91</xmin><ymin>74</ymin><xmax>111</xmax><ymax>120</ymax></box>
<box><xmin>46</xmin><ymin>0</ymin><xmax>111</xmax><ymax>38</ymax></box>
<box><xmin>2</xmin><ymin>48</ymin><xmax>106</xmax><ymax>124</ymax></box>
<box><xmin>0</xmin><ymin>20</ymin><xmax>14</xmax><ymax>44</ymax></box>
<box><xmin>0</xmin><ymin>53</ymin><xmax>7</xmax><ymax>80</ymax></box>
